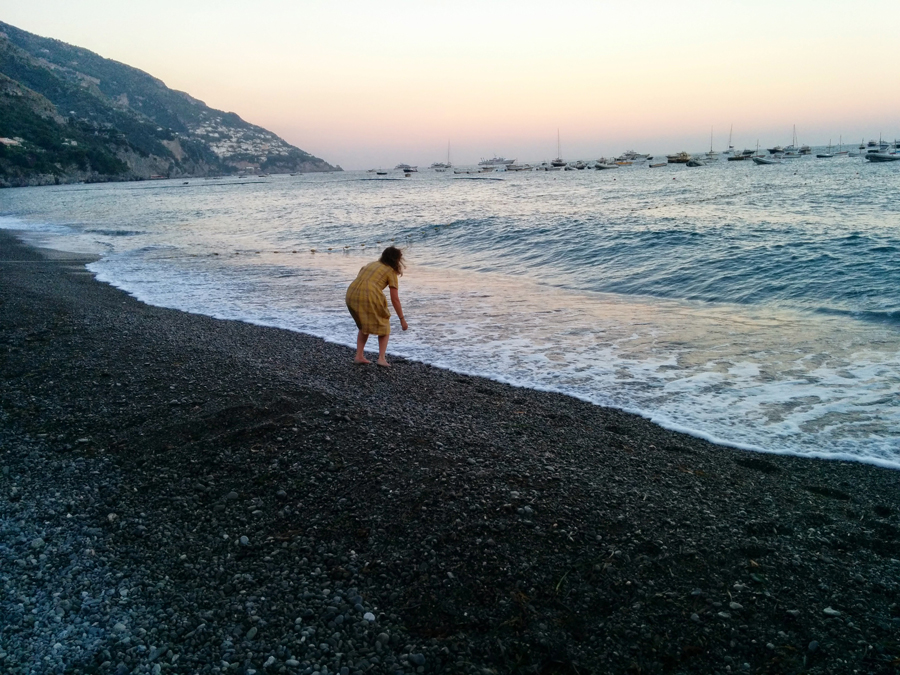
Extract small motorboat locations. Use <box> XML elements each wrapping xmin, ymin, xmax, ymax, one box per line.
<box><xmin>865</xmin><ymin>152</ymin><xmax>900</xmax><ymax>162</ymax></box>
<box><xmin>752</xmin><ymin>156</ymin><xmax>781</xmax><ymax>165</ymax></box>
<box><xmin>666</xmin><ymin>151</ymin><xmax>691</xmax><ymax>163</ymax></box>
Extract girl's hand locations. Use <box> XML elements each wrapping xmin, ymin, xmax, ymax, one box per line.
<box><xmin>400</xmin><ymin>318</ymin><xmax>409</xmax><ymax>331</ymax></box>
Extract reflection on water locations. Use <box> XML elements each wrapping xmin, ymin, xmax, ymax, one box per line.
<box><xmin>1</xmin><ymin>159</ymin><xmax>899</xmax><ymax>467</ymax></box>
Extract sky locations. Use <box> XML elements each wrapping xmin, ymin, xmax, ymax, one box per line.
<box><xmin>4</xmin><ymin>1</ymin><xmax>900</xmax><ymax>169</ymax></box>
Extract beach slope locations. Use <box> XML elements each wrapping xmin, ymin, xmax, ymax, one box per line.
<box><xmin>1</xmin><ymin>229</ymin><xmax>898</xmax><ymax>674</ymax></box>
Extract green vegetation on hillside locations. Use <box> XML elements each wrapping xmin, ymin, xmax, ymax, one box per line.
<box><xmin>0</xmin><ymin>20</ymin><xmax>337</xmax><ymax>186</ymax></box>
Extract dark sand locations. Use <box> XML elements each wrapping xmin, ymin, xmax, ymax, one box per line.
<box><xmin>1</xmin><ymin>229</ymin><xmax>898</xmax><ymax>674</ymax></box>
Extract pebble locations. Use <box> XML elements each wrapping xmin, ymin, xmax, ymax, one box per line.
<box><xmin>823</xmin><ymin>606</ymin><xmax>841</xmax><ymax>616</ymax></box>
<box><xmin>4</xmin><ymin>249</ymin><xmax>899</xmax><ymax>675</ymax></box>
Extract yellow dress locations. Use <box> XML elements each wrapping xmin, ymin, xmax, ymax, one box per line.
<box><xmin>345</xmin><ymin>261</ymin><xmax>399</xmax><ymax>336</ymax></box>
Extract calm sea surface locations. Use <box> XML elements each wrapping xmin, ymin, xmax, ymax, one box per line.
<box><xmin>3</xmin><ymin>157</ymin><xmax>899</xmax><ymax>467</ymax></box>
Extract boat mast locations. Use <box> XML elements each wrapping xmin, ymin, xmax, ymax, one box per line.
<box><xmin>557</xmin><ymin>128</ymin><xmax>561</xmax><ymax>159</ymax></box>
<box><xmin>710</xmin><ymin>126</ymin><xmax>713</xmax><ymax>153</ymax></box>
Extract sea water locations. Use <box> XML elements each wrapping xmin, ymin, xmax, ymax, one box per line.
<box><xmin>2</xmin><ymin>158</ymin><xmax>899</xmax><ymax>467</ymax></box>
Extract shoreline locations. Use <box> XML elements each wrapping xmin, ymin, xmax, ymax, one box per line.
<box><xmin>1</xmin><ymin>228</ymin><xmax>899</xmax><ymax>674</ymax></box>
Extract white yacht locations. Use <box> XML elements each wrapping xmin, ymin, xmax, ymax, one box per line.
<box><xmin>478</xmin><ymin>156</ymin><xmax>515</xmax><ymax>166</ymax></box>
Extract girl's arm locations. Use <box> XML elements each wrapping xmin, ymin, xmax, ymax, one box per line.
<box><xmin>390</xmin><ymin>287</ymin><xmax>408</xmax><ymax>330</ymax></box>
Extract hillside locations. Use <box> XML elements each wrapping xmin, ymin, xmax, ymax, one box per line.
<box><xmin>0</xmin><ymin>21</ymin><xmax>339</xmax><ymax>186</ymax></box>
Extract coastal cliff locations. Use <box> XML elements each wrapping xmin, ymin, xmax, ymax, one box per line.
<box><xmin>0</xmin><ymin>21</ymin><xmax>339</xmax><ymax>187</ymax></box>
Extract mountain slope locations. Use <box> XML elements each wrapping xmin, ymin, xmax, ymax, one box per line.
<box><xmin>0</xmin><ymin>21</ymin><xmax>338</xmax><ymax>186</ymax></box>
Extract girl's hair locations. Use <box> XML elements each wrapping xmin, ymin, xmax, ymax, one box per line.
<box><xmin>379</xmin><ymin>246</ymin><xmax>405</xmax><ymax>275</ymax></box>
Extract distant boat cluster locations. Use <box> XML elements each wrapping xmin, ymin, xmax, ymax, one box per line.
<box><xmin>370</xmin><ymin>127</ymin><xmax>900</xmax><ymax>175</ymax></box>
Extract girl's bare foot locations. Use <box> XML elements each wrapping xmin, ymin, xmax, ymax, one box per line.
<box><xmin>376</xmin><ymin>358</ymin><xmax>391</xmax><ymax>367</ymax></box>
<box><xmin>354</xmin><ymin>357</ymin><xmax>371</xmax><ymax>365</ymax></box>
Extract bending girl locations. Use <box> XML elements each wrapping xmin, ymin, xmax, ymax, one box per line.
<box><xmin>345</xmin><ymin>246</ymin><xmax>408</xmax><ymax>367</ymax></box>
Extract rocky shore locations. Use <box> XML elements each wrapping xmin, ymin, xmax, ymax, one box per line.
<box><xmin>1</xmin><ymin>229</ymin><xmax>899</xmax><ymax>675</ymax></box>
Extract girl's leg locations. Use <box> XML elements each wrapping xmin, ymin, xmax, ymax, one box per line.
<box><xmin>354</xmin><ymin>331</ymin><xmax>371</xmax><ymax>364</ymax></box>
<box><xmin>376</xmin><ymin>334</ymin><xmax>390</xmax><ymax>367</ymax></box>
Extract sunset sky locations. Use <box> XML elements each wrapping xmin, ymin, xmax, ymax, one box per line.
<box><xmin>5</xmin><ymin>1</ymin><xmax>900</xmax><ymax>169</ymax></box>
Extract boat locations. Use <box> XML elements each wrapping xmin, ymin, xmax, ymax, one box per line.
<box><xmin>505</xmin><ymin>163</ymin><xmax>532</xmax><ymax>171</ymax></box>
<box><xmin>550</xmin><ymin>129</ymin><xmax>566</xmax><ymax>167</ymax></box>
<box><xmin>614</xmin><ymin>159</ymin><xmax>633</xmax><ymax>166</ymax></box>
<box><xmin>722</xmin><ymin>124</ymin><xmax>735</xmax><ymax>156</ymax></box>
<box><xmin>376</xmin><ymin>171</ymin><xmax>388</xmax><ymax>175</ymax></box>
<box><xmin>835</xmin><ymin>137</ymin><xmax>848</xmax><ymax>156</ymax></box>
<box><xmin>478</xmin><ymin>156</ymin><xmax>515</xmax><ymax>166</ymax></box>
<box><xmin>705</xmin><ymin>127</ymin><xmax>719</xmax><ymax>160</ymax></box>
<box><xmin>865</xmin><ymin>152</ymin><xmax>900</xmax><ymax>162</ymax></box>
<box><xmin>573</xmin><ymin>160</ymin><xmax>587</xmax><ymax>170</ymax></box>
<box><xmin>686</xmin><ymin>158</ymin><xmax>706</xmax><ymax>167</ymax></box>
<box><xmin>776</xmin><ymin>125</ymin><xmax>803</xmax><ymax>156</ymax></box>
<box><xmin>727</xmin><ymin>154</ymin><xmax>747</xmax><ymax>161</ymax></box>
<box><xmin>752</xmin><ymin>141</ymin><xmax>779</xmax><ymax>164</ymax></box>
<box><xmin>666</xmin><ymin>151</ymin><xmax>691</xmax><ymax>163</ymax></box>
<box><xmin>799</xmin><ymin>145</ymin><xmax>812</xmax><ymax>155</ymax></box>
<box><xmin>395</xmin><ymin>164</ymin><xmax>417</xmax><ymax>172</ymax></box>
<box><xmin>817</xmin><ymin>140</ymin><xmax>834</xmax><ymax>159</ymax></box>
<box><xmin>619</xmin><ymin>150</ymin><xmax>649</xmax><ymax>161</ymax></box>
<box><xmin>594</xmin><ymin>159</ymin><xmax>619</xmax><ymax>169</ymax></box>
<box><xmin>431</xmin><ymin>142</ymin><xmax>452</xmax><ymax>170</ymax></box>
<box><xmin>649</xmin><ymin>162</ymin><xmax>667</xmax><ymax>168</ymax></box>
<box><xmin>767</xmin><ymin>145</ymin><xmax>784</xmax><ymax>155</ymax></box>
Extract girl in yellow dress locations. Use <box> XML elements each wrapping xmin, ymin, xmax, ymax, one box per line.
<box><xmin>345</xmin><ymin>246</ymin><xmax>408</xmax><ymax>367</ymax></box>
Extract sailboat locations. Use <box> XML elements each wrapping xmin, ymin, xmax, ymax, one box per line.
<box><xmin>722</xmin><ymin>124</ymin><xmax>735</xmax><ymax>156</ymax></box>
<box><xmin>705</xmin><ymin>127</ymin><xmax>719</xmax><ymax>160</ymax></box>
<box><xmin>430</xmin><ymin>142</ymin><xmax>452</xmax><ymax>171</ymax></box>
<box><xmin>836</xmin><ymin>136</ymin><xmax>848</xmax><ymax>156</ymax></box>
<box><xmin>817</xmin><ymin>140</ymin><xmax>834</xmax><ymax>159</ymax></box>
<box><xmin>550</xmin><ymin>129</ymin><xmax>566</xmax><ymax>168</ymax></box>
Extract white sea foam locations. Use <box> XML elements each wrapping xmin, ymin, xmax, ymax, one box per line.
<box><xmin>3</xmin><ymin>170</ymin><xmax>899</xmax><ymax>469</ymax></box>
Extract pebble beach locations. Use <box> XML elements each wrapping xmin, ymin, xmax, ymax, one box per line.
<box><xmin>1</xmin><ymin>228</ymin><xmax>899</xmax><ymax>674</ymax></box>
